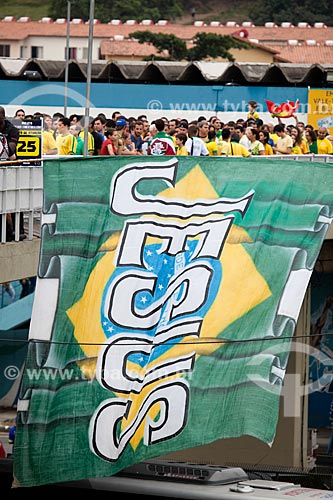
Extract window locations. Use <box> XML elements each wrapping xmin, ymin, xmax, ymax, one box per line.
<box><xmin>31</xmin><ymin>46</ymin><xmax>43</xmax><ymax>58</ymax></box>
<box><xmin>66</xmin><ymin>47</ymin><xmax>77</xmax><ymax>59</ymax></box>
<box><xmin>0</xmin><ymin>45</ymin><xmax>10</xmax><ymax>57</ymax></box>
<box><xmin>82</xmin><ymin>47</ymin><xmax>104</xmax><ymax>60</ymax></box>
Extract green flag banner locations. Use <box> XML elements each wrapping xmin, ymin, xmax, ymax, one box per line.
<box><xmin>13</xmin><ymin>156</ymin><xmax>333</xmax><ymax>487</ymax></box>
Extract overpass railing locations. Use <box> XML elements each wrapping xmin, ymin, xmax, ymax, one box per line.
<box><xmin>1</xmin><ymin>154</ymin><xmax>333</xmax><ymax>244</ymax></box>
<box><xmin>0</xmin><ymin>162</ymin><xmax>43</xmax><ymax>243</ymax></box>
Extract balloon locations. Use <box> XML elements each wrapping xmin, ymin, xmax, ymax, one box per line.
<box><xmin>266</xmin><ymin>99</ymin><xmax>300</xmax><ymax>118</ymax></box>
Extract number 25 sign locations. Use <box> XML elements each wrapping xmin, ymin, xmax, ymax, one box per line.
<box><xmin>14</xmin><ymin>118</ymin><xmax>43</xmax><ymax>162</ymax></box>
<box><xmin>17</xmin><ymin>136</ymin><xmax>41</xmax><ymax>157</ymax></box>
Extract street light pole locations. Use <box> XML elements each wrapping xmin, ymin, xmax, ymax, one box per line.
<box><xmin>64</xmin><ymin>0</ymin><xmax>71</xmax><ymax>117</ymax></box>
<box><xmin>83</xmin><ymin>0</ymin><xmax>95</xmax><ymax>156</ymax></box>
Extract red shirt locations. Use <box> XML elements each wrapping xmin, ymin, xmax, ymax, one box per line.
<box><xmin>100</xmin><ymin>138</ymin><xmax>116</xmax><ymax>156</ymax></box>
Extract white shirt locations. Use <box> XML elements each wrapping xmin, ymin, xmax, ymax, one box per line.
<box><xmin>185</xmin><ymin>137</ymin><xmax>209</xmax><ymax>156</ymax></box>
<box><xmin>239</xmin><ymin>135</ymin><xmax>251</xmax><ymax>151</ymax></box>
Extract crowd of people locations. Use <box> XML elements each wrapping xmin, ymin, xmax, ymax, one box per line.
<box><xmin>7</xmin><ymin>101</ymin><xmax>333</xmax><ymax>158</ymax></box>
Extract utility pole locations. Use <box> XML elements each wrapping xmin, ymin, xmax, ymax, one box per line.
<box><xmin>83</xmin><ymin>0</ymin><xmax>95</xmax><ymax>156</ymax></box>
<box><xmin>64</xmin><ymin>0</ymin><xmax>71</xmax><ymax>117</ymax></box>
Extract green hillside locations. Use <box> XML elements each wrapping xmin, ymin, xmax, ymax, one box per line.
<box><xmin>1</xmin><ymin>0</ymin><xmax>254</xmax><ymax>24</ymax></box>
<box><xmin>1</xmin><ymin>0</ymin><xmax>50</xmax><ymax>20</ymax></box>
<box><xmin>1</xmin><ymin>0</ymin><xmax>332</xmax><ymax>26</ymax></box>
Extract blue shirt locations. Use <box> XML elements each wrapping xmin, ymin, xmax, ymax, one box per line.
<box><xmin>130</xmin><ymin>133</ymin><xmax>143</xmax><ymax>151</ymax></box>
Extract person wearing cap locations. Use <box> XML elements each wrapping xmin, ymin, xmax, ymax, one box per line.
<box><xmin>178</xmin><ymin>121</ymin><xmax>188</xmax><ymax>135</ymax></box>
<box><xmin>114</xmin><ymin>117</ymin><xmax>128</xmax><ymax>154</ymax></box>
<box><xmin>114</xmin><ymin>116</ymin><xmax>127</xmax><ymax>133</ymax></box>
<box><xmin>115</xmin><ymin>117</ymin><xmax>126</xmax><ymax>127</ymax></box>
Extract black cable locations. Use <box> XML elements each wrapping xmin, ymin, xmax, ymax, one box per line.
<box><xmin>0</xmin><ymin>331</ymin><xmax>332</xmax><ymax>346</ymax></box>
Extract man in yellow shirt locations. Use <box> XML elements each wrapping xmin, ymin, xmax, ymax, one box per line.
<box><xmin>229</xmin><ymin>132</ymin><xmax>251</xmax><ymax>157</ymax></box>
<box><xmin>218</xmin><ymin>129</ymin><xmax>250</xmax><ymax>157</ymax></box>
<box><xmin>206</xmin><ymin>130</ymin><xmax>219</xmax><ymax>156</ymax></box>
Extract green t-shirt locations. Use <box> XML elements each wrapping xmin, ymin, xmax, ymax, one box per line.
<box><xmin>75</xmin><ymin>136</ymin><xmax>85</xmax><ymax>155</ymax></box>
<box><xmin>309</xmin><ymin>141</ymin><xmax>318</xmax><ymax>154</ymax></box>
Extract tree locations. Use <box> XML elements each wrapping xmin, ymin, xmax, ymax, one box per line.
<box><xmin>130</xmin><ymin>31</ymin><xmax>188</xmax><ymax>60</ymax></box>
<box><xmin>130</xmin><ymin>31</ymin><xmax>249</xmax><ymax>61</ymax></box>
<box><xmin>49</xmin><ymin>0</ymin><xmax>184</xmax><ymax>22</ymax></box>
<box><xmin>254</xmin><ymin>0</ymin><xmax>333</xmax><ymax>26</ymax></box>
<box><xmin>49</xmin><ymin>0</ymin><xmax>89</xmax><ymax>20</ymax></box>
<box><xmin>187</xmin><ymin>33</ymin><xmax>249</xmax><ymax>61</ymax></box>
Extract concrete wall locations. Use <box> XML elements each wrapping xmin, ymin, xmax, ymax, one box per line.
<box><xmin>230</xmin><ymin>47</ymin><xmax>275</xmax><ymax>63</ymax></box>
<box><xmin>0</xmin><ymin>239</ymin><xmax>40</xmax><ymax>282</ymax></box>
<box><xmin>8</xmin><ymin>36</ymin><xmax>104</xmax><ymax>60</ymax></box>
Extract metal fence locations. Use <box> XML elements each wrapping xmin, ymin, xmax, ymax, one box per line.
<box><xmin>0</xmin><ymin>163</ymin><xmax>43</xmax><ymax>243</ymax></box>
<box><xmin>1</xmin><ymin>155</ymin><xmax>332</xmax><ymax>244</ymax></box>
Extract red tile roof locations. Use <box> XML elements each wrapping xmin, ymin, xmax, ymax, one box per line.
<box><xmin>100</xmin><ymin>39</ymin><xmax>165</xmax><ymax>57</ymax></box>
<box><xmin>1</xmin><ymin>20</ymin><xmax>333</xmax><ymax>63</ymax></box>
<box><xmin>1</xmin><ymin>20</ymin><xmax>333</xmax><ymax>43</ymax></box>
<box><xmin>267</xmin><ymin>44</ymin><xmax>333</xmax><ymax>64</ymax></box>
<box><xmin>99</xmin><ymin>35</ymin><xmax>281</xmax><ymax>61</ymax></box>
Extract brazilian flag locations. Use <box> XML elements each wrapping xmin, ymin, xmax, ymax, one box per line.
<box><xmin>13</xmin><ymin>156</ymin><xmax>333</xmax><ymax>487</ymax></box>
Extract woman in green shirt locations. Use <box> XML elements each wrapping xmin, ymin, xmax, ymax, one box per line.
<box><xmin>305</xmin><ymin>129</ymin><xmax>318</xmax><ymax>154</ymax></box>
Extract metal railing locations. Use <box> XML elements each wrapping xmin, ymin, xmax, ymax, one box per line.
<box><xmin>1</xmin><ymin>154</ymin><xmax>333</xmax><ymax>244</ymax></box>
<box><xmin>0</xmin><ymin>161</ymin><xmax>43</xmax><ymax>244</ymax></box>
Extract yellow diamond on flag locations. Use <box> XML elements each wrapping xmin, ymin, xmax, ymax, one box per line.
<box><xmin>68</xmin><ymin>163</ymin><xmax>270</xmax><ymax>366</ymax></box>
